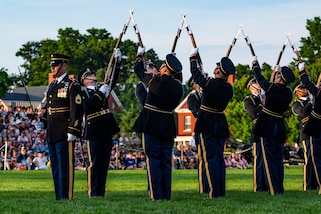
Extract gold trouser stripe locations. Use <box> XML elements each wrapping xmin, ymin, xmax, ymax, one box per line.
<box><xmin>261</xmin><ymin>138</ymin><xmax>275</xmax><ymax>195</ymax></box>
<box><xmin>302</xmin><ymin>140</ymin><xmax>308</xmax><ymax>191</ymax></box>
<box><xmin>200</xmin><ymin>105</ymin><xmax>224</xmax><ymax>114</ymax></box>
<box><xmin>198</xmin><ymin>143</ymin><xmax>203</xmax><ymax>193</ymax></box>
<box><xmin>87</xmin><ymin>109</ymin><xmax>111</xmax><ymax>120</ymax></box>
<box><xmin>68</xmin><ymin>140</ymin><xmax>74</xmax><ymax>200</ymax></box>
<box><xmin>87</xmin><ymin>140</ymin><xmax>92</xmax><ymax>197</ymax></box>
<box><xmin>262</xmin><ymin>107</ymin><xmax>282</xmax><ymax>118</ymax></box>
<box><xmin>200</xmin><ymin>133</ymin><xmax>214</xmax><ymax>198</ymax></box>
<box><xmin>253</xmin><ymin>142</ymin><xmax>257</xmax><ymax>192</ymax></box>
<box><xmin>311</xmin><ymin>110</ymin><xmax>321</xmax><ymax>120</ymax></box>
<box><xmin>144</xmin><ymin>103</ymin><xmax>173</xmax><ymax>114</ymax></box>
<box><xmin>309</xmin><ymin>136</ymin><xmax>321</xmax><ymax>194</ymax></box>
<box><xmin>142</xmin><ymin>133</ymin><xmax>153</xmax><ymax>199</ymax></box>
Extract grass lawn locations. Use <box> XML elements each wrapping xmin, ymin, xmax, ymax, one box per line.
<box><xmin>0</xmin><ymin>166</ymin><xmax>320</xmax><ymax>214</ymax></box>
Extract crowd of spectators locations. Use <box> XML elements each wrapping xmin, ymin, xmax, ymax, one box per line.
<box><xmin>0</xmin><ymin>102</ymin><xmax>251</xmax><ymax>171</ymax></box>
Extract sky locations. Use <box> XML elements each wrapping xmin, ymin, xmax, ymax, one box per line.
<box><xmin>1</xmin><ymin>0</ymin><xmax>321</xmax><ymax>82</ymax></box>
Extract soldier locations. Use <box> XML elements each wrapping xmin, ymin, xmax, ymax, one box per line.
<box><xmin>78</xmin><ymin>49</ymin><xmax>121</xmax><ymax>198</ymax></box>
<box><xmin>299</xmin><ymin>62</ymin><xmax>321</xmax><ymax>194</ymax></box>
<box><xmin>135</xmin><ymin>61</ymin><xmax>158</xmax><ymax>106</ymax></box>
<box><xmin>292</xmin><ymin>82</ymin><xmax>317</xmax><ymax>191</ymax></box>
<box><xmin>187</xmin><ymin>77</ymin><xmax>202</xmax><ymax>118</ymax></box>
<box><xmin>252</xmin><ymin>58</ymin><xmax>295</xmax><ymax>195</ymax></box>
<box><xmin>133</xmin><ymin>46</ymin><xmax>184</xmax><ymax>201</ymax></box>
<box><xmin>243</xmin><ymin>76</ymin><xmax>267</xmax><ymax>192</ymax></box>
<box><xmin>190</xmin><ymin>48</ymin><xmax>235</xmax><ymax>198</ymax></box>
<box><xmin>45</xmin><ymin>54</ymin><xmax>83</xmax><ymax>200</ymax></box>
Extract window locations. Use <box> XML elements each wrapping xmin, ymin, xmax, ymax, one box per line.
<box><xmin>184</xmin><ymin>116</ymin><xmax>191</xmax><ymax>131</ymax></box>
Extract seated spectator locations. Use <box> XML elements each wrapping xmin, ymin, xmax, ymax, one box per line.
<box><xmin>183</xmin><ymin>144</ymin><xmax>196</xmax><ymax>169</ymax></box>
<box><xmin>224</xmin><ymin>155</ymin><xmax>233</xmax><ymax>169</ymax></box>
<box><xmin>125</xmin><ymin>151</ymin><xmax>137</xmax><ymax>170</ymax></box>
<box><xmin>136</xmin><ymin>151</ymin><xmax>146</xmax><ymax>169</ymax></box>
<box><xmin>189</xmin><ymin>132</ymin><xmax>197</xmax><ymax>152</ymax></box>
<box><xmin>236</xmin><ymin>153</ymin><xmax>249</xmax><ymax>169</ymax></box>
<box><xmin>119</xmin><ymin>132</ymin><xmax>129</xmax><ymax>148</ymax></box>
<box><xmin>16</xmin><ymin>147</ymin><xmax>27</xmax><ymax>170</ymax></box>
<box><xmin>26</xmin><ymin>150</ymin><xmax>35</xmax><ymax>170</ymax></box>
<box><xmin>33</xmin><ymin>150</ymin><xmax>48</xmax><ymax>170</ymax></box>
<box><xmin>128</xmin><ymin>132</ymin><xmax>141</xmax><ymax>149</ymax></box>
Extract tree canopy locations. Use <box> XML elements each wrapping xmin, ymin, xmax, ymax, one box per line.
<box><xmin>0</xmin><ymin>16</ymin><xmax>320</xmax><ymax>144</ymax></box>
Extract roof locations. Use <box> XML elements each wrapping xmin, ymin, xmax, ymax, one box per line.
<box><xmin>3</xmin><ymin>86</ymin><xmax>47</xmax><ymax>102</ymax></box>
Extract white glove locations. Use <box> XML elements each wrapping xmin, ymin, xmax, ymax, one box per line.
<box><xmin>252</xmin><ymin>56</ymin><xmax>258</xmax><ymax>62</ymax></box>
<box><xmin>137</xmin><ymin>46</ymin><xmax>145</xmax><ymax>55</ymax></box>
<box><xmin>274</xmin><ymin>65</ymin><xmax>281</xmax><ymax>73</ymax></box>
<box><xmin>171</xmin><ymin>52</ymin><xmax>176</xmax><ymax>56</ymax></box>
<box><xmin>114</xmin><ymin>48</ymin><xmax>121</xmax><ymax>62</ymax></box>
<box><xmin>99</xmin><ymin>84</ymin><xmax>109</xmax><ymax>97</ymax></box>
<box><xmin>67</xmin><ymin>133</ymin><xmax>76</xmax><ymax>141</ymax></box>
<box><xmin>190</xmin><ymin>47</ymin><xmax>199</xmax><ymax>56</ymax></box>
<box><xmin>299</xmin><ymin>62</ymin><xmax>305</xmax><ymax>71</ymax></box>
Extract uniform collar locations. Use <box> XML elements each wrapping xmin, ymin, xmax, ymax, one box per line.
<box><xmin>56</xmin><ymin>73</ymin><xmax>67</xmax><ymax>84</ymax></box>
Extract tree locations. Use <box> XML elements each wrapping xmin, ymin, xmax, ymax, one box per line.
<box><xmin>0</xmin><ymin>68</ymin><xmax>14</xmax><ymax>98</ymax></box>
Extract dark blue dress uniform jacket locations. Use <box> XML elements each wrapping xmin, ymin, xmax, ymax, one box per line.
<box><xmin>45</xmin><ymin>75</ymin><xmax>83</xmax><ymax>142</ymax></box>
<box><xmin>190</xmin><ymin>56</ymin><xmax>233</xmax><ymax>137</ymax></box>
<box><xmin>252</xmin><ymin>66</ymin><xmax>293</xmax><ymax>141</ymax></box>
<box><xmin>133</xmin><ymin>55</ymin><xmax>183</xmax><ymax>138</ymax></box>
<box><xmin>300</xmin><ymin>71</ymin><xmax>321</xmax><ymax>136</ymax></box>
<box><xmin>82</xmin><ymin>88</ymin><xmax>119</xmax><ymax>140</ymax></box>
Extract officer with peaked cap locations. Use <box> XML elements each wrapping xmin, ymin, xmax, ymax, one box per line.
<box><xmin>291</xmin><ymin>82</ymin><xmax>317</xmax><ymax>191</ymax></box>
<box><xmin>133</xmin><ymin>46</ymin><xmax>184</xmax><ymax>201</ymax></box>
<box><xmin>243</xmin><ymin>76</ymin><xmax>268</xmax><ymax>192</ymax></box>
<box><xmin>252</xmin><ymin>58</ymin><xmax>295</xmax><ymax>195</ymax></box>
<box><xmin>190</xmin><ymin>47</ymin><xmax>235</xmax><ymax>198</ymax></box>
<box><xmin>44</xmin><ymin>53</ymin><xmax>83</xmax><ymax>200</ymax></box>
<box><xmin>78</xmin><ymin>50</ymin><xmax>121</xmax><ymax>197</ymax></box>
<box><xmin>299</xmin><ymin>62</ymin><xmax>321</xmax><ymax>194</ymax></box>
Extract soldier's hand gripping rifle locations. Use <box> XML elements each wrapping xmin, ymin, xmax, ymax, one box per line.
<box><xmin>104</xmin><ymin>10</ymin><xmax>133</xmax><ymax>90</ymax></box>
<box><xmin>270</xmin><ymin>37</ymin><xmax>288</xmax><ymax>82</ymax></box>
<box><xmin>182</xmin><ymin>14</ymin><xmax>204</xmax><ymax>74</ymax></box>
<box><xmin>226</xmin><ymin>28</ymin><xmax>242</xmax><ymax>58</ymax></box>
<box><xmin>240</xmin><ymin>25</ymin><xmax>256</xmax><ymax>57</ymax></box>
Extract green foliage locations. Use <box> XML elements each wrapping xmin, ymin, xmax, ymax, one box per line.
<box><xmin>0</xmin><ymin>68</ymin><xmax>13</xmax><ymax>98</ymax></box>
<box><xmin>0</xmin><ymin>167</ymin><xmax>319</xmax><ymax>213</ymax></box>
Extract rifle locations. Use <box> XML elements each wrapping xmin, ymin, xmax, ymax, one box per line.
<box><xmin>286</xmin><ymin>33</ymin><xmax>303</xmax><ymax>63</ymax></box>
<box><xmin>270</xmin><ymin>37</ymin><xmax>288</xmax><ymax>82</ymax></box>
<box><xmin>226</xmin><ymin>28</ymin><xmax>242</xmax><ymax>58</ymax></box>
<box><xmin>240</xmin><ymin>25</ymin><xmax>256</xmax><ymax>57</ymax></box>
<box><xmin>317</xmin><ymin>74</ymin><xmax>321</xmax><ymax>88</ymax></box>
<box><xmin>129</xmin><ymin>10</ymin><xmax>148</xmax><ymax>69</ymax></box>
<box><xmin>171</xmin><ymin>13</ymin><xmax>186</xmax><ymax>53</ymax></box>
<box><xmin>104</xmin><ymin>10</ymin><xmax>133</xmax><ymax>87</ymax></box>
<box><xmin>182</xmin><ymin>14</ymin><xmax>204</xmax><ymax>74</ymax></box>
<box><xmin>18</xmin><ymin>66</ymin><xmax>33</xmax><ymax>110</ymax></box>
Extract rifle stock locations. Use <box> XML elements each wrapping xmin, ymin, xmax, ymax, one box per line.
<box><xmin>226</xmin><ymin>28</ymin><xmax>242</xmax><ymax>58</ymax></box>
<box><xmin>171</xmin><ymin>13</ymin><xmax>186</xmax><ymax>53</ymax></box>
<box><xmin>270</xmin><ymin>38</ymin><xmax>288</xmax><ymax>82</ymax></box>
<box><xmin>104</xmin><ymin>11</ymin><xmax>132</xmax><ymax>84</ymax></box>
<box><xmin>183</xmin><ymin>15</ymin><xmax>203</xmax><ymax>73</ymax></box>
<box><xmin>317</xmin><ymin>73</ymin><xmax>321</xmax><ymax>88</ymax></box>
<box><xmin>240</xmin><ymin>25</ymin><xmax>256</xmax><ymax>56</ymax></box>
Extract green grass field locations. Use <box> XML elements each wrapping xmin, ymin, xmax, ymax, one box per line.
<box><xmin>0</xmin><ymin>166</ymin><xmax>320</xmax><ymax>214</ymax></box>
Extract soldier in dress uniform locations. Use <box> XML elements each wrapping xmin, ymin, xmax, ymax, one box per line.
<box><xmin>135</xmin><ymin>61</ymin><xmax>158</xmax><ymax>106</ymax></box>
<box><xmin>243</xmin><ymin>76</ymin><xmax>268</xmax><ymax>192</ymax></box>
<box><xmin>45</xmin><ymin>53</ymin><xmax>83</xmax><ymax>200</ymax></box>
<box><xmin>133</xmin><ymin>46</ymin><xmax>184</xmax><ymax>201</ymax></box>
<box><xmin>291</xmin><ymin>82</ymin><xmax>317</xmax><ymax>191</ymax></box>
<box><xmin>299</xmin><ymin>62</ymin><xmax>321</xmax><ymax>195</ymax></box>
<box><xmin>187</xmin><ymin>77</ymin><xmax>202</xmax><ymax>118</ymax></box>
<box><xmin>78</xmin><ymin>48</ymin><xmax>121</xmax><ymax>197</ymax></box>
<box><xmin>190</xmin><ymin>47</ymin><xmax>235</xmax><ymax>198</ymax></box>
<box><xmin>252</xmin><ymin>58</ymin><xmax>295</xmax><ymax>195</ymax></box>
